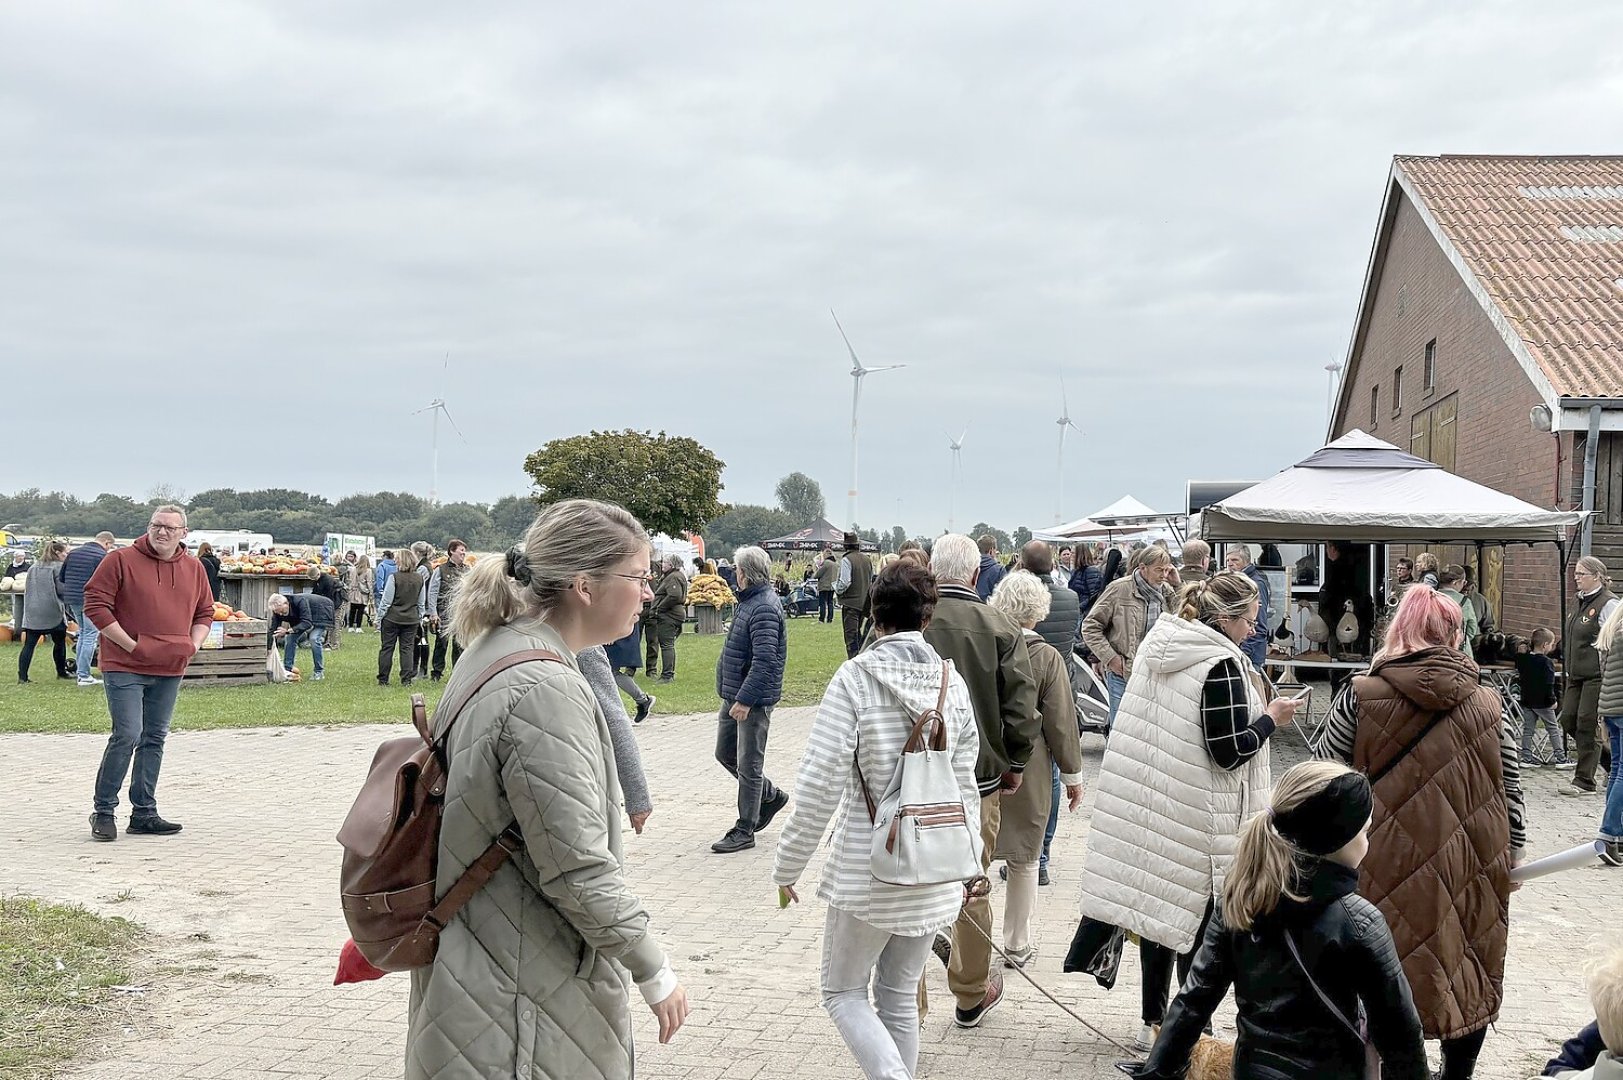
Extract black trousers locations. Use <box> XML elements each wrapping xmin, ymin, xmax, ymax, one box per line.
<box><xmin>1439</xmin><ymin>1026</ymin><xmax>1488</xmax><ymax>1080</ymax></box>
<box><xmin>1139</xmin><ymin>899</ymin><xmax>1215</xmax><ymax>1024</ymax></box>
<box><xmin>842</xmin><ymin>606</ymin><xmax>866</xmax><ymax>658</ymax></box>
<box><xmin>818</xmin><ymin>590</ymin><xmax>835</xmax><ymax>622</ymax></box>
<box><xmin>346</xmin><ymin>603</ymin><xmax>367</xmax><ymax>628</ymax></box>
<box><xmin>378</xmin><ymin>621</ymin><xmax>416</xmax><ymax>684</ymax></box>
<box><xmin>431</xmin><ymin>631</ymin><xmax>462</xmax><ymax>678</ymax></box>
<box><xmin>19</xmin><ymin>627</ymin><xmax>68</xmax><ymax>680</ymax></box>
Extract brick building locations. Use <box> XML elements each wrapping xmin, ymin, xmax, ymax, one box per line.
<box><xmin>1330</xmin><ymin>155</ymin><xmax>1623</xmax><ymax>636</ymax></box>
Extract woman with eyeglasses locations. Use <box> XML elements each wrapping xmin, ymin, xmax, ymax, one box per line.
<box><xmin>1068</xmin><ymin>570</ymin><xmax>1301</xmax><ymax>1053</ymax></box>
<box><xmin>407</xmin><ymin>498</ymin><xmax>688</xmax><ymax>1079</ymax></box>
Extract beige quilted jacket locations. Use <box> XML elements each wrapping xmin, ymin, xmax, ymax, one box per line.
<box><xmin>406</xmin><ymin>618</ymin><xmax>675</xmax><ymax>1080</ymax></box>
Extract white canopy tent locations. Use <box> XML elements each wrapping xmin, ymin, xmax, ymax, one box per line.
<box><xmin>1088</xmin><ymin>495</ymin><xmax>1167</xmax><ymax>527</ymax></box>
<box><xmin>1199</xmin><ymin>430</ymin><xmax>1584</xmax><ymax>544</ymax></box>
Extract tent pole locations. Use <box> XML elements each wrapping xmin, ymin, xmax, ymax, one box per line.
<box><xmin>1558</xmin><ymin>537</ymin><xmax>1569</xmax><ymax>637</ymax></box>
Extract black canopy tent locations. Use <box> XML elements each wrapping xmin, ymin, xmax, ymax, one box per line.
<box><xmin>759</xmin><ymin>517</ymin><xmax>879</xmax><ymax>554</ymax></box>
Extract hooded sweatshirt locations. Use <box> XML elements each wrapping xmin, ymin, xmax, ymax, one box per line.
<box><xmin>83</xmin><ymin>535</ymin><xmax>215</xmax><ymax>677</ymax></box>
<box><xmin>773</xmin><ymin>632</ymin><xmax>982</xmax><ymax>936</ymax></box>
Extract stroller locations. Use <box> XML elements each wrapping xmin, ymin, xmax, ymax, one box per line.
<box><xmin>782</xmin><ymin>581</ymin><xmax>821</xmax><ymax>618</ymax></box>
<box><xmin>1070</xmin><ymin>645</ymin><xmax>1113</xmax><ymax>737</ymax></box>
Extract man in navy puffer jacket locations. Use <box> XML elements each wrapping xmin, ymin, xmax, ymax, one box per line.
<box><xmin>711</xmin><ymin>545</ymin><xmax>789</xmax><ymax>855</ymax></box>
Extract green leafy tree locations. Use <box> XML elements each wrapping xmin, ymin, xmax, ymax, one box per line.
<box><xmin>416</xmin><ymin>502</ymin><xmax>496</xmax><ymax>549</ymax></box>
<box><xmin>702</xmin><ymin>504</ymin><xmax>796</xmax><ymax>560</ymax></box>
<box><xmin>969</xmin><ymin>522</ymin><xmax>1013</xmax><ymax>553</ymax></box>
<box><xmin>774</xmin><ymin>472</ymin><xmax>826</xmax><ymax>525</ymax></box>
<box><xmin>523</xmin><ymin>429</ymin><xmax>725</xmax><ymax>538</ymax></box>
<box><xmin>489</xmin><ymin>495</ymin><xmax>538</xmax><ymax>547</ymax></box>
<box><xmin>1013</xmin><ymin>525</ymin><xmax>1033</xmax><ymax>547</ymax></box>
<box><xmin>890</xmin><ymin>526</ymin><xmax>906</xmax><ymax>553</ymax></box>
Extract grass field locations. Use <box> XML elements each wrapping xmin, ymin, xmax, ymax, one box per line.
<box><xmin>0</xmin><ymin>896</ymin><xmax>143</xmax><ymax>1078</ymax></box>
<box><xmin>0</xmin><ymin>616</ymin><xmax>850</xmax><ymax>734</ymax></box>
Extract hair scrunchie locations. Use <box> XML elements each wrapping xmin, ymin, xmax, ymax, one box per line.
<box><xmin>505</xmin><ymin>545</ymin><xmax>533</xmax><ymax>586</ymax></box>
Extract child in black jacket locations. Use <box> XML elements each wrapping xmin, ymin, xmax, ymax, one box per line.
<box><xmin>1134</xmin><ymin>762</ymin><xmax>1427</xmax><ymax>1080</ymax></box>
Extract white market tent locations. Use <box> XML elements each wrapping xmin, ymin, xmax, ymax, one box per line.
<box><xmin>1088</xmin><ymin>495</ymin><xmax>1167</xmax><ymax>527</ymax></box>
<box><xmin>1033</xmin><ymin>515</ymin><xmax>1112</xmax><ymax>542</ymax></box>
<box><xmin>1199</xmin><ymin>430</ymin><xmax>1584</xmax><ymax>544</ymax></box>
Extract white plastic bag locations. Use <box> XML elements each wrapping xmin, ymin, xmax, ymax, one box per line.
<box><xmin>267</xmin><ymin>646</ymin><xmax>288</xmax><ymax>683</ymax></box>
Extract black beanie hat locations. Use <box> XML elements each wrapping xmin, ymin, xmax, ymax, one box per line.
<box><xmin>1270</xmin><ymin>772</ymin><xmax>1373</xmax><ymax>857</ymax></box>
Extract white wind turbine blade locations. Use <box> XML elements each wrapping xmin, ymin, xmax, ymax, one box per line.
<box><xmin>1060</xmin><ymin>374</ymin><xmax>1071</xmax><ymax>419</ymax></box>
<box><xmin>831</xmin><ymin>309</ymin><xmax>863</xmax><ymax>372</ymax></box>
<box><xmin>439</xmin><ymin>403</ymin><xmax>468</xmax><ymax>443</ymax></box>
<box><xmin>865</xmin><ymin>363</ymin><xmax>906</xmax><ymax>373</ymax></box>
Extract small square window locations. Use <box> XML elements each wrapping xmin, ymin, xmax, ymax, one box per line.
<box><xmin>1393</xmin><ymin>366</ymin><xmax>1403</xmax><ymax>415</ymax></box>
<box><xmin>1424</xmin><ymin>340</ymin><xmax>1437</xmax><ymax>389</ymax></box>
<box><xmin>1370</xmin><ymin>384</ymin><xmax>1380</xmax><ymax>427</ymax></box>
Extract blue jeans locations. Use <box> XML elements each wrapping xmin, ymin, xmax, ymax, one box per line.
<box><xmin>1105</xmin><ymin>671</ymin><xmax>1127</xmax><ymax>730</ymax></box>
<box><xmin>1600</xmin><ymin>717</ymin><xmax>1623</xmax><ymax>842</ymax></box>
<box><xmin>92</xmin><ymin>672</ymin><xmax>182</xmax><ymax>815</ymax></box>
<box><xmin>69</xmin><ymin>602</ymin><xmax>99</xmax><ymax>679</ymax></box>
<box><xmin>1041</xmin><ymin>761</ymin><xmax>1061</xmax><ymax>869</ymax></box>
<box><xmin>282</xmin><ymin>626</ymin><xmax>326</xmax><ymax>677</ymax></box>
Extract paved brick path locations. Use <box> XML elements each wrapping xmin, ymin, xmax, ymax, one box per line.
<box><xmin>1</xmin><ymin>708</ymin><xmax>1608</xmax><ymax>1079</ymax></box>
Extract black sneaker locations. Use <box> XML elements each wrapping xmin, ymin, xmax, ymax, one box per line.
<box><xmin>710</xmin><ymin>829</ymin><xmax>755</xmax><ymax>854</ymax></box>
<box><xmin>127</xmin><ymin>814</ymin><xmax>182</xmax><ymax>836</ymax></box>
<box><xmin>931</xmin><ymin>931</ymin><xmax>952</xmax><ymax>969</ymax></box>
<box><xmin>89</xmin><ymin>813</ymin><xmax>117</xmax><ymax>842</ymax></box>
<box><xmin>1602</xmin><ymin>841</ymin><xmax>1623</xmax><ymax>867</ymax></box>
<box><xmin>755</xmin><ymin>790</ymin><xmax>789</xmax><ymax>832</ymax></box>
<box><xmin>953</xmin><ymin>974</ymin><xmax>1005</xmax><ymax>1028</ymax></box>
<box><xmin>1038</xmin><ymin>865</ymin><xmax>1051</xmax><ymax>887</ymax></box>
<box><xmin>658</xmin><ymin>673</ymin><xmax>675</xmax><ymax>683</ymax></box>
<box><xmin>634</xmin><ymin>695</ymin><xmax>655</xmax><ymax>724</ymax></box>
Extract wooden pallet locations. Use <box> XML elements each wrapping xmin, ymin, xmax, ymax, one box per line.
<box><xmin>184</xmin><ymin>620</ymin><xmax>270</xmax><ymax>685</ymax></box>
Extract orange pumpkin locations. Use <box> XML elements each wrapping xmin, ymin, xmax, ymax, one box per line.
<box><xmin>0</xmin><ymin>626</ymin><xmax>13</xmax><ymax>643</ymax></box>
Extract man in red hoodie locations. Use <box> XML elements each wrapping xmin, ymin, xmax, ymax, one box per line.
<box><xmin>85</xmin><ymin>505</ymin><xmax>215</xmax><ymax>842</ymax></box>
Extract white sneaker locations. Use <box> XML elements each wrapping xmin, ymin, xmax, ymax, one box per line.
<box><xmin>1134</xmin><ymin>1024</ymin><xmax>1156</xmax><ymax>1053</ymax></box>
<box><xmin>1560</xmin><ymin>783</ymin><xmax>1598</xmax><ymax>797</ymax></box>
<box><xmin>312</xmin><ymin>673</ymin><xmax>325</xmax><ymax>681</ymax></box>
<box><xmin>77</xmin><ymin>675</ymin><xmax>102</xmax><ymax>687</ymax></box>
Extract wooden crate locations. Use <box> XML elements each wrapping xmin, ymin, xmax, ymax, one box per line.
<box><xmin>184</xmin><ymin>619</ymin><xmax>269</xmax><ymax>686</ymax></box>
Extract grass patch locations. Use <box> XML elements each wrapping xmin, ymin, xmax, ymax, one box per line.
<box><xmin>0</xmin><ymin>617</ymin><xmax>849</xmax><ymax>734</ymax></box>
<box><xmin>0</xmin><ymin>896</ymin><xmax>143</xmax><ymax>1079</ymax></box>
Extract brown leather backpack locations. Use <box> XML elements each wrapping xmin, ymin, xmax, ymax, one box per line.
<box><xmin>336</xmin><ymin>649</ymin><xmax>562</xmax><ymax>972</ymax></box>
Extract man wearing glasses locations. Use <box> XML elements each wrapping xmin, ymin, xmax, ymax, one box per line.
<box><xmin>83</xmin><ymin>505</ymin><xmax>216</xmax><ymax>841</ymax></box>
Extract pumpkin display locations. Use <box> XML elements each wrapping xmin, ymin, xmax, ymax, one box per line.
<box><xmin>0</xmin><ymin>576</ymin><xmax>12</xmax><ymax>592</ymax></box>
<box><xmin>685</xmin><ymin>573</ymin><xmax>736</xmax><ymax>608</ymax></box>
<box><xmin>0</xmin><ymin>626</ymin><xmax>13</xmax><ymax>643</ymax></box>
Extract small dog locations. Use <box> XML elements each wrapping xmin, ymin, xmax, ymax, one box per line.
<box><xmin>1139</xmin><ymin>1025</ymin><xmax>1235</xmax><ymax>1080</ymax></box>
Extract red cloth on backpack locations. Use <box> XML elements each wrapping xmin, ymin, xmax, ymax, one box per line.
<box><xmin>334</xmin><ymin>938</ymin><xmax>388</xmax><ymax>984</ymax></box>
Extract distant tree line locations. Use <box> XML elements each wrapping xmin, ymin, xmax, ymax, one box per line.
<box><xmin>0</xmin><ymin>488</ymin><xmax>539</xmax><ymax>551</ymax></box>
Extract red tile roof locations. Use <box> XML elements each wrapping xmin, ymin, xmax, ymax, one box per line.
<box><xmin>1395</xmin><ymin>155</ymin><xmax>1623</xmax><ymax>399</ymax></box>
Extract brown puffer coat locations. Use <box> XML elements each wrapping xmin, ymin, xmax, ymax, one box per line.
<box><xmin>1351</xmin><ymin>646</ymin><xmax>1509</xmax><ymax>1042</ymax></box>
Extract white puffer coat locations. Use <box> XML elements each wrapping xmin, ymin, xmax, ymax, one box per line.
<box><xmin>1076</xmin><ymin>613</ymin><xmax>1272</xmax><ymax>954</ymax></box>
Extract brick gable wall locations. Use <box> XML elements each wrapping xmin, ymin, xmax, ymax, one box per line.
<box><xmin>1335</xmin><ymin>193</ymin><xmax>1573</xmax><ymax>637</ymax></box>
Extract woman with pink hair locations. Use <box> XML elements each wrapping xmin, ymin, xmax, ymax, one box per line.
<box><xmin>1312</xmin><ymin>584</ymin><xmax>1525</xmax><ymax>1080</ymax></box>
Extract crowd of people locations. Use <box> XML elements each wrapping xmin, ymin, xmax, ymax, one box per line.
<box><xmin>16</xmin><ymin>501</ymin><xmax>1623</xmax><ymax>1079</ymax></box>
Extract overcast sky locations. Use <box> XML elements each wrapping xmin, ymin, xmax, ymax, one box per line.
<box><xmin>4</xmin><ymin>2</ymin><xmax>1620</xmax><ymax>536</ymax></box>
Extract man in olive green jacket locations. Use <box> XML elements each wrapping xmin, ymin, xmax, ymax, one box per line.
<box><xmin>921</xmin><ymin>533</ymin><xmax>1039</xmax><ymax>1029</ymax></box>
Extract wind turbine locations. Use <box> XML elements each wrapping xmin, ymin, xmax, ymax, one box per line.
<box><xmin>945</xmin><ymin>425</ymin><xmax>970</xmax><ymax>533</ymax></box>
<box><xmin>1055</xmin><ymin>376</ymin><xmax>1083</xmax><ymax>524</ymax></box>
<box><xmin>831</xmin><ymin>310</ymin><xmax>904</xmax><ymax>529</ymax></box>
<box><xmin>414</xmin><ymin>360</ymin><xmax>467</xmax><ymax>507</ymax></box>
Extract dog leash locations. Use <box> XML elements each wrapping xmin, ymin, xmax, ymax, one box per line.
<box><xmin>960</xmin><ymin>916</ymin><xmax>1138</xmax><ymax>1056</ymax></box>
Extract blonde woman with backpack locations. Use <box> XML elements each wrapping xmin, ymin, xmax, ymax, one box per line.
<box><xmin>405</xmin><ymin>499</ymin><xmax>689</xmax><ymax>1080</ymax></box>
<box><xmin>774</xmin><ymin>560</ymin><xmax>981</xmax><ymax>1080</ymax></box>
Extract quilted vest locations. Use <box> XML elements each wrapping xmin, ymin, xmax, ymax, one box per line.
<box><xmin>1077</xmin><ymin>614</ymin><xmax>1272</xmax><ymax>954</ymax></box>
<box><xmin>1600</xmin><ymin>631</ymin><xmax>1623</xmax><ymax>719</ymax></box>
<box><xmin>1352</xmin><ymin>647</ymin><xmax>1509</xmax><ymax>1041</ymax></box>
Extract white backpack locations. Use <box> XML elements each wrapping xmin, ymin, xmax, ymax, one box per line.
<box><xmin>855</xmin><ymin>662</ymin><xmax>984</xmax><ymax>888</ymax></box>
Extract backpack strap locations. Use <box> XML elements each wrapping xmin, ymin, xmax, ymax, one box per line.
<box><xmin>415</xmin><ymin>649</ymin><xmax>564</xmax><ymax>931</ymax></box>
<box><xmin>853</xmin><ymin>661</ymin><xmax>952</xmax><ymax>823</ymax></box>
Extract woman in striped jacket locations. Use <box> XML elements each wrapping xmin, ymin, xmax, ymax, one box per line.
<box><xmin>774</xmin><ymin>560</ymin><xmax>981</xmax><ymax>1080</ymax></box>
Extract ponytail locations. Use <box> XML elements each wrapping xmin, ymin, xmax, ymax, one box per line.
<box><xmin>1222</xmin><ymin>760</ymin><xmax>1358</xmax><ymax>930</ymax></box>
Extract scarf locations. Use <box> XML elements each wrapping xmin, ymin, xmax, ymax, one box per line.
<box><xmin>1133</xmin><ymin>570</ymin><xmax>1164</xmax><ymax>640</ymax></box>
